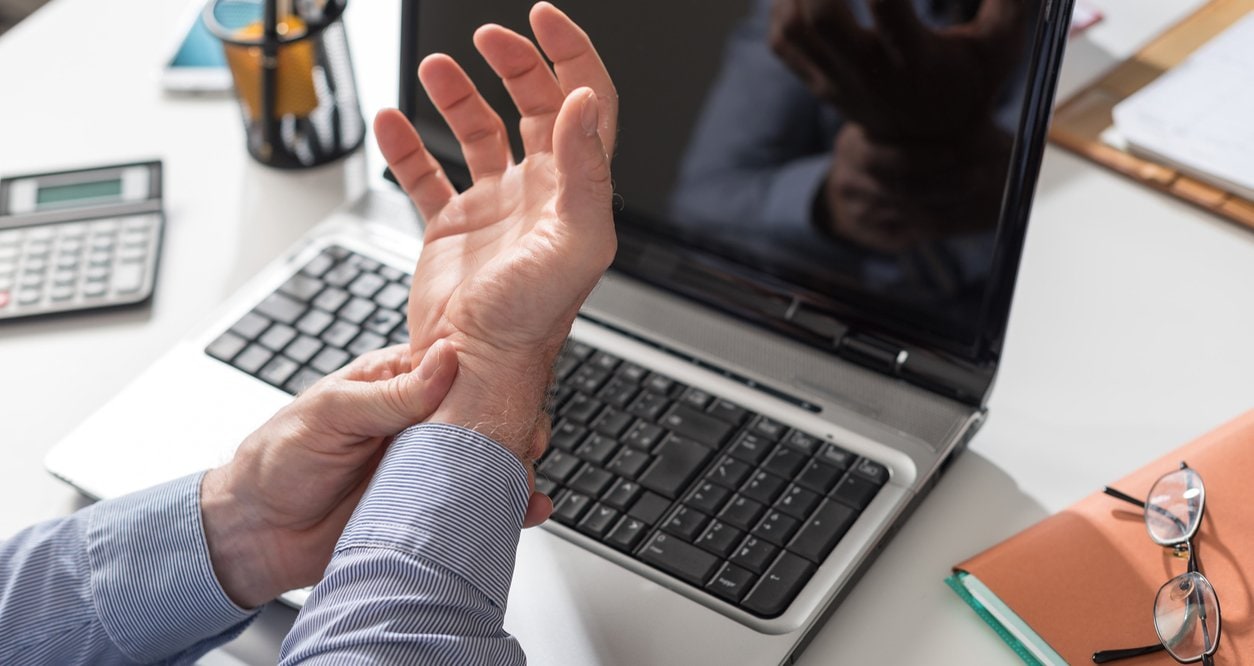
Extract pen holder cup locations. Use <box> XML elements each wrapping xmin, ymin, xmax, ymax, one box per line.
<box><xmin>204</xmin><ymin>0</ymin><xmax>364</xmax><ymax>169</ymax></box>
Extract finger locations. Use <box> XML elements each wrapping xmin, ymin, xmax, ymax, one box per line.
<box><xmin>418</xmin><ymin>54</ymin><xmax>513</xmax><ymax>181</ymax></box>
<box><xmin>323</xmin><ymin>340</ymin><xmax>458</xmax><ymax>437</ymax></box>
<box><xmin>867</xmin><ymin>0</ymin><xmax>924</xmax><ymax>61</ymax></box>
<box><xmin>375</xmin><ymin>109</ymin><xmax>457</xmax><ymax>221</ymax></box>
<box><xmin>474</xmin><ymin>24</ymin><xmax>565</xmax><ymax>155</ymax></box>
<box><xmin>523</xmin><ymin>491</ymin><xmax>554</xmax><ymax>528</ymax></box>
<box><xmin>336</xmin><ymin>343</ymin><xmax>408</xmax><ymax>383</ymax></box>
<box><xmin>552</xmin><ymin>88</ymin><xmax>615</xmax><ymax>264</ymax></box>
<box><xmin>530</xmin><ymin>2</ymin><xmax>618</xmax><ymax>156</ymax></box>
<box><xmin>771</xmin><ymin>0</ymin><xmax>840</xmax><ymax>99</ymax></box>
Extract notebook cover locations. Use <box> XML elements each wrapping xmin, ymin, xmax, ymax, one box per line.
<box><xmin>953</xmin><ymin>409</ymin><xmax>1254</xmax><ymax>665</ymax></box>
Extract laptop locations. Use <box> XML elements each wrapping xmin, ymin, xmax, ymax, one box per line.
<box><xmin>46</xmin><ymin>0</ymin><xmax>1074</xmax><ymax>662</ymax></box>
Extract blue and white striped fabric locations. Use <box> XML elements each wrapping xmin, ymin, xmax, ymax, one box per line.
<box><xmin>0</xmin><ymin>423</ymin><xmax>530</xmax><ymax>665</ymax></box>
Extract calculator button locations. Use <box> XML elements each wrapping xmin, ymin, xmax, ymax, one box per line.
<box><xmin>83</xmin><ymin>282</ymin><xmax>107</xmax><ymax>298</ymax></box>
<box><xmin>50</xmin><ymin>286</ymin><xmax>74</xmax><ymax>301</ymax></box>
<box><xmin>112</xmin><ymin>264</ymin><xmax>145</xmax><ymax>293</ymax></box>
<box><xmin>0</xmin><ymin>231</ymin><xmax>19</xmax><ymax>246</ymax></box>
<box><xmin>88</xmin><ymin>219</ymin><xmax>119</xmax><ymax>234</ymax></box>
<box><xmin>58</xmin><ymin>222</ymin><xmax>87</xmax><ymax>237</ymax></box>
<box><xmin>89</xmin><ymin>237</ymin><xmax>114</xmax><ymax>252</ymax></box>
<box><xmin>17</xmin><ymin>290</ymin><xmax>41</xmax><ymax>305</ymax></box>
<box><xmin>122</xmin><ymin>217</ymin><xmax>150</xmax><ymax>231</ymax></box>
<box><xmin>119</xmin><ymin>247</ymin><xmax>147</xmax><ymax>263</ymax></box>
<box><xmin>88</xmin><ymin>253</ymin><xmax>111</xmax><ymax>267</ymax></box>
<box><xmin>27</xmin><ymin>227</ymin><xmax>55</xmax><ymax>241</ymax></box>
<box><xmin>86</xmin><ymin>266</ymin><xmax>109</xmax><ymax>281</ymax></box>
<box><xmin>0</xmin><ymin>246</ymin><xmax>18</xmax><ymax>261</ymax></box>
<box><xmin>0</xmin><ymin>291</ymin><xmax>9</xmax><ymax>309</ymax></box>
<box><xmin>25</xmin><ymin>242</ymin><xmax>51</xmax><ymax>258</ymax></box>
<box><xmin>23</xmin><ymin>258</ymin><xmax>47</xmax><ymax>273</ymax></box>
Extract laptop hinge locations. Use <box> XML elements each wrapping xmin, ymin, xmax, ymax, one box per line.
<box><xmin>838</xmin><ymin>333</ymin><xmax>907</xmax><ymax>375</ymax></box>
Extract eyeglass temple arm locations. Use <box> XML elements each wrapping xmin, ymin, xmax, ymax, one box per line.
<box><xmin>1102</xmin><ymin>487</ymin><xmax>1145</xmax><ymax>508</ymax></box>
<box><xmin>1092</xmin><ymin>644</ymin><xmax>1164</xmax><ymax>663</ymax></box>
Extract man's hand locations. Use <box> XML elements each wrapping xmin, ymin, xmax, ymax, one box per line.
<box><xmin>375</xmin><ymin>3</ymin><xmax>617</xmax><ymax>502</ymax></box>
<box><xmin>200</xmin><ymin>342</ymin><xmax>456</xmax><ymax>609</ymax></box>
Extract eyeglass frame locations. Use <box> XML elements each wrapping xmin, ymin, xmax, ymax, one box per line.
<box><xmin>1091</xmin><ymin>462</ymin><xmax>1222</xmax><ymax>666</ymax></box>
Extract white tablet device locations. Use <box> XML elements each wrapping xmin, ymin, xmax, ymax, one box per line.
<box><xmin>161</xmin><ymin>0</ymin><xmax>232</xmax><ymax>94</ymax></box>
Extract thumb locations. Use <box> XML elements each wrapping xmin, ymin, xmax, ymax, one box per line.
<box><xmin>334</xmin><ymin>340</ymin><xmax>458</xmax><ymax>436</ymax></box>
<box><xmin>553</xmin><ymin>88</ymin><xmax>614</xmax><ymax>248</ymax></box>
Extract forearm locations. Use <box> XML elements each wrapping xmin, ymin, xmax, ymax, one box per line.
<box><xmin>0</xmin><ymin>474</ymin><xmax>256</xmax><ymax>665</ymax></box>
<box><xmin>280</xmin><ymin>424</ymin><xmax>530</xmax><ymax>665</ymax></box>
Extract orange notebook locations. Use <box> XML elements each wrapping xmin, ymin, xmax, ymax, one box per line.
<box><xmin>948</xmin><ymin>409</ymin><xmax>1254</xmax><ymax>665</ymax></box>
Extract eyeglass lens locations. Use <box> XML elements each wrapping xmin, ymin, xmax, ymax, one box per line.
<box><xmin>1145</xmin><ymin>468</ymin><xmax>1205</xmax><ymax>546</ymax></box>
<box><xmin>1154</xmin><ymin>571</ymin><xmax>1220</xmax><ymax>662</ymax></box>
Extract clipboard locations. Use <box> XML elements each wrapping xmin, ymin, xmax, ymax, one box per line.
<box><xmin>1049</xmin><ymin>0</ymin><xmax>1254</xmax><ymax>231</ymax></box>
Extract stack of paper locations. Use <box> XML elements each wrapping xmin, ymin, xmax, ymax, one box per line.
<box><xmin>1112</xmin><ymin>13</ymin><xmax>1254</xmax><ymax>200</ymax></box>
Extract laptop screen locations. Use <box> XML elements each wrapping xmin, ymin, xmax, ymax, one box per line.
<box><xmin>401</xmin><ymin>0</ymin><xmax>1063</xmax><ymax>401</ymax></box>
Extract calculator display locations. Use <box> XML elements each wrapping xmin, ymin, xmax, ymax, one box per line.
<box><xmin>36</xmin><ymin>179</ymin><xmax>124</xmax><ymax>208</ymax></box>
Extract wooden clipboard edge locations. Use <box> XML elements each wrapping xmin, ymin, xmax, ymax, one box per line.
<box><xmin>1047</xmin><ymin>0</ymin><xmax>1254</xmax><ymax>231</ymax></box>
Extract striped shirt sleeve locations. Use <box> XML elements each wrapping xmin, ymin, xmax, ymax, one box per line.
<box><xmin>279</xmin><ymin>423</ymin><xmax>531</xmax><ymax>665</ymax></box>
<box><xmin>0</xmin><ymin>472</ymin><xmax>257</xmax><ymax>665</ymax></box>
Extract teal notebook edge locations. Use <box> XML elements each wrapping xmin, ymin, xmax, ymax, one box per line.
<box><xmin>944</xmin><ymin>572</ymin><xmax>1066</xmax><ymax>666</ymax></box>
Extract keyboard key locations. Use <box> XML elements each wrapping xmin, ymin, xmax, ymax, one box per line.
<box><xmin>730</xmin><ymin>536</ymin><xmax>778</xmax><ymax>574</ymax></box>
<box><xmin>568</xmin><ymin>465</ymin><xmax>614</xmax><ymax>497</ymax></box>
<box><xmin>348</xmin><ymin>255</ymin><xmax>380</xmax><ymax>272</ymax></box>
<box><xmin>626</xmin><ymin>391</ymin><xmax>669</xmax><ymax>421</ymax></box>
<box><xmin>659</xmin><ymin>404</ymin><xmax>733</xmax><ymax>448</ymax></box>
<box><xmin>233</xmin><ymin>344</ymin><xmax>273</xmax><ymax>374</ymax></box>
<box><xmin>538</xmin><ymin>450</ymin><xmax>581</xmax><ymax>484</ymax></box>
<box><xmin>642</xmin><ymin>372</ymin><xmax>680</xmax><ymax>396</ymax></box>
<box><xmin>615</xmin><ymin>362</ymin><xmax>647</xmax><ymax>383</ymax></box>
<box><xmin>606</xmin><ymin>516</ymin><xmax>648</xmax><ymax>551</ymax></box>
<box><xmin>321</xmin><ymin>321</ymin><xmax>360</xmax><ymax>349</ymax></box>
<box><xmin>255</xmin><ymin>292</ymin><xmax>306</xmax><ymax>324</ymax></box>
<box><xmin>753</xmin><ymin>510</ymin><xmax>801</xmax><ymax>546</ymax></box>
<box><xmin>364</xmin><ymin>309</ymin><xmax>404</xmax><ymax>337</ymax></box>
<box><xmin>727</xmin><ymin>432</ymin><xmax>773</xmax><ymax>465</ymax></box>
<box><xmin>313</xmin><ymin>286</ymin><xmax>350</xmax><ymax>313</ymax></box>
<box><xmin>718</xmin><ymin>495</ymin><xmax>766</xmax><ymax>531</ymax></box>
<box><xmin>565</xmin><ymin>340</ymin><xmax>594</xmax><ymax>359</ymax></box>
<box><xmin>338</xmin><ymin>297</ymin><xmax>376</xmax><ymax>324</ymax></box>
<box><xmin>763</xmin><ymin>447</ymin><xmax>807</xmax><ymax>478</ymax></box>
<box><xmin>685</xmin><ymin>481</ymin><xmax>731</xmax><ymax>515</ymax></box>
<box><xmin>742</xmin><ymin>553</ymin><xmax>815</xmax><ymax>617</ymax></box>
<box><xmin>852</xmin><ymin>458</ymin><xmax>890</xmax><ymax>485</ymax></box>
<box><xmin>231</xmin><ymin>311</ymin><xmax>271</xmax><ymax>340</ymax></box>
<box><xmin>295</xmin><ymin>308</ymin><xmax>335</xmax><ymax>337</ymax></box>
<box><xmin>534</xmin><ymin>476</ymin><xmax>558</xmax><ymax>497</ymax></box>
<box><xmin>638</xmin><ymin>435</ymin><xmax>712</xmax><ymax>498</ymax></box>
<box><xmin>818</xmin><ymin>443</ymin><xmax>857</xmax><ymax>470</ymax></box>
<box><xmin>750</xmin><ymin>416</ymin><xmax>787</xmax><ymax>441</ymax></box>
<box><xmin>550</xmin><ymin>420</ymin><xmax>587</xmax><ymax>452</ymax></box>
<box><xmin>639</xmin><ymin>533</ymin><xmax>719</xmax><ymax>586</ymax></box>
<box><xmin>258</xmin><ymin>323</ymin><xmax>297</xmax><ymax>352</ymax></box>
<box><xmin>206</xmin><ymin>332</ymin><xmax>248</xmax><ymax>363</ymax></box>
<box><xmin>301</xmin><ymin>251</ymin><xmax>335</xmax><ymax>277</ymax></box>
<box><xmin>348</xmin><ymin>331</ymin><xmax>388</xmax><ymax>356</ymax></box>
<box><xmin>775</xmin><ymin>485</ymin><xmax>821</xmax><ymax>520</ymax></box>
<box><xmin>784</xmin><ymin>430</ymin><xmax>821</xmax><ymax>455</ymax></box>
<box><xmin>627</xmin><ymin>491</ymin><xmax>670</xmax><ymax>525</ymax></box>
<box><xmin>348</xmin><ymin>272</ymin><xmax>386</xmax><ymax>299</ymax></box>
<box><xmin>569</xmin><ymin>365</ymin><xmax>610</xmax><ymax>394</ymax></box>
<box><xmin>706</xmin><ymin>563</ymin><xmax>756</xmax><ymax>604</ymax></box>
<box><xmin>284</xmin><ymin>335</ymin><xmax>323</xmax><ymax>364</ymax></box>
<box><xmin>605</xmin><ymin>447</ymin><xmax>651</xmax><ymax>479</ymax></box>
<box><xmin>259</xmin><ymin>355</ymin><xmax>300</xmax><ymax>387</ymax></box>
<box><xmin>795</xmin><ymin>461</ymin><xmax>842</xmax><ymax>494</ymax></box>
<box><xmin>695</xmin><ymin>520</ymin><xmax>743</xmax><ymax>558</ymax></box>
<box><xmin>707</xmin><ymin>399</ymin><xmax>747</xmax><ymax>425</ymax></box>
<box><xmin>788</xmin><ymin>500</ymin><xmax>858</xmax><ymax>563</ymax></box>
<box><xmin>706</xmin><ymin>456</ymin><xmax>752</xmax><ymax>489</ymax></box>
<box><xmin>310</xmin><ymin>347</ymin><xmax>350</xmax><ymax>374</ymax></box>
<box><xmin>284</xmin><ymin>368</ymin><xmax>323</xmax><ymax>394</ymax></box>
<box><xmin>662</xmin><ymin>506</ymin><xmax>710</xmax><ymax>541</ymax></box>
<box><xmin>679</xmin><ymin>387</ymin><xmax>713</xmax><ymax>410</ymax></box>
<box><xmin>575</xmin><ymin>434</ymin><xmax>619</xmax><ymax>466</ymax></box>
<box><xmin>577</xmin><ymin>504</ymin><xmax>620</xmax><ymax>539</ymax></box>
<box><xmin>741</xmin><ymin>471</ymin><xmax>787</xmax><ymax>505</ymax></box>
<box><xmin>279</xmin><ymin>273</ymin><xmax>324</xmax><ymax>301</ymax></box>
<box><xmin>622</xmin><ymin>420</ymin><xmax>665</xmax><ymax>451</ymax></box>
<box><xmin>596</xmin><ymin>377</ymin><xmax>639</xmax><ymax>409</ymax></box>
<box><xmin>602</xmin><ymin>479</ymin><xmax>642</xmax><ymax>511</ymax></box>
<box><xmin>374</xmin><ymin>282</ymin><xmax>409</xmax><ymax>310</ymax></box>
<box><xmin>553</xmin><ymin>492</ymin><xmax>593</xmax><ymax>525</ymax></box>
<box><xmin>560</xmin><ymin>393</ymin><xmax>603</xmax><ymax>425</ymax></box>
<box><xmin>587</xmin><ymin>350</ymin><xmax>621</xmax><ymax>372</ymax></box>
<box><xmin>591</xmin><ymin>407</ymin><xmax>633</xmax><ymax>438</ymax></box>
<box><xmin>831</xmin><ymin>474</ymin><xmax>880</xmax><ymax>510</ymax></box>
<box><xmin>322</xmin><ymin>262</ymin><xmax>360</xmax><ymax>287</ymax></box>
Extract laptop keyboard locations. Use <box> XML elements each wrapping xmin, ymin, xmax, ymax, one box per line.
<box><xmin>205</xmin><ymin>244</ymin><xmax>889</xmax><ymax>619</ymax></box>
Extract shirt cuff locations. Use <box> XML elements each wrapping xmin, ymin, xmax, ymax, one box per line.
<box><xmin>338</xmin><ymin>423</ymin><xmax>530</xmax><ymax>610</ymax></box>
<box><xmin>86</xmin><ymin>472</ymin><xmax>256</xmax><ymax>662</ymax></box>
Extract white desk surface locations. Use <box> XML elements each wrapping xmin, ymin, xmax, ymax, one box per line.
<box><xmin>3</xmin><ymin>0</ymin><xmax>1253</xmax><ymax>663</ymax></box>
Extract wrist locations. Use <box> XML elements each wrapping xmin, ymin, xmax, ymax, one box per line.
<box><xmin>200</xmin><ymin>467</ymin><xmax>282</xmax><ymax>609</ymax></box>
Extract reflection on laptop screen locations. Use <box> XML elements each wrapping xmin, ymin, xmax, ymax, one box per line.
<box><xmin>406</xmin><ymin>0</ymin><xmax>1046</xmax><ymax>392</ymax></box>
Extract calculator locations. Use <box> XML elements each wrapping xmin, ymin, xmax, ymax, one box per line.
<box><xmin>0</xmin><ymin>161</ymin><xmax>164</xmax><ymax>320</ymax></box>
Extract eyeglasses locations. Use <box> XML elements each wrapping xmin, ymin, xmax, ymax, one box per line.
<box><xmin>1092</xmin><ymin>462</ymin><xmax>1221</xmax><ymax>666</ymax></box>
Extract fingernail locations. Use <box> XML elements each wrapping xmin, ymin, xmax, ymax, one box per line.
<box><xmin>416</xmin><ymin>341</ymin><xmax>444</xmax><ymax>380</ymax></box>
<box><xmin>579</xmin><ymin>90</ymin><xmax>599</xmax><ymax>136</ymax></box>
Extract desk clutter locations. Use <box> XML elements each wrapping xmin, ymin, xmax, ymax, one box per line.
<box><xmin>0</xmin><ymin>161</ymin><xmax>164</xmax><ymax>320</ymax></box>
<box><xmin>1050</xmin><ymin>0</ymin><xmax>1254</xmax><ymax>231</ymax></box>
<box><xmin>948</xmin><ymin>409</ymin><xmax>1254</xmax><ymax>665</ymax></box>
